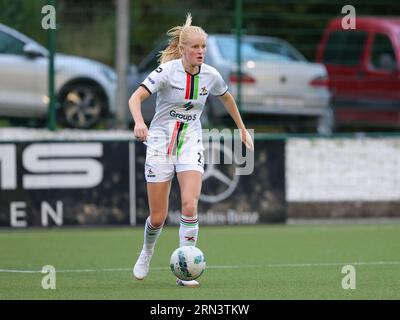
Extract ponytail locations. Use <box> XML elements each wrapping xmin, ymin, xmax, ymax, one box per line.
<box><xmin>158</xmin><ymin>13</ymin><xmax>206</xmax><ymax>64</ymax></box>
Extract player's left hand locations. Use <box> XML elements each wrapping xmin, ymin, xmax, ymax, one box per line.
<box><xmin>239</xmin><ymin>128</ymin><xmax>254</xmax><ymax>151</ymax></box>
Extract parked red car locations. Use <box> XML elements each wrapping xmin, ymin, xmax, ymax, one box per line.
<box><xmin>316</xmin><ymin>16</ymin><xmax>400</xmax><ymax>130</ymax></box>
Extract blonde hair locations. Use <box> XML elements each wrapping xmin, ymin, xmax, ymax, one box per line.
<box><xmin>158</xmin><ymin>13</ymin><xmax>207</xmax><ymax>64</ymax></box>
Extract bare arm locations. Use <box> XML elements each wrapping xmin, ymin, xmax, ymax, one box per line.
<box><xmin>218</xmin><ymin>91</ymin><xmax>254</xmax><ymax>150</ymax></box>
<box><xmin>218</xmin><ymin>91</ymin><xmax>246</xmax><ymax>130</ymax></box>
<box><xmin>128</xmin><ymin>86</ymin><xmax>151</xmax><ymax>141</ymax></box>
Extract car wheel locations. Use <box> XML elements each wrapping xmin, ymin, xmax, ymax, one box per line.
<box><xmin>58</xmin><ymin>83</ymin><xmax>107</xmax><ymax>129</ymax></box>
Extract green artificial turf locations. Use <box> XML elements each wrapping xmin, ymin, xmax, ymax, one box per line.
<box><xmin>1</xmin><ymin>223</ymin><xmax>399</xmax><ymax>300</ymax></box>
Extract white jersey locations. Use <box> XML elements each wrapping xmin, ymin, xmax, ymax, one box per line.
<box><xmin>141</xmin><ymin>59</ymin><xmax>228</xmax><ymax>156</ymax></box>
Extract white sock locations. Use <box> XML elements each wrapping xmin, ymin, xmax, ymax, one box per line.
<box><xmin>179</xmin><ymin>215</ymin><xmax>199</xmax><ymax>247</ymax></box>
<box><xmin>143</xmin><ymin>217</ymin><xmax>163</xmax><ymax>253</ymax></box>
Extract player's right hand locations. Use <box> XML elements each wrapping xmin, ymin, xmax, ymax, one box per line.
<box><xmin>239</xmin><ymin>128</ymin><xmax>254</xmax><ymax>151</ymax></box>
<box><xmin>134</xmin><ymin>122</ymin><xmax>148</xmax><ymax>142</ymax></box>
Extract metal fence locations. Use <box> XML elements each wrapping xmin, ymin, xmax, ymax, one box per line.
<box><xmin>1</xmin><ymin>0</ymin><xmax>400</xmax><ymax>132</ymax></box>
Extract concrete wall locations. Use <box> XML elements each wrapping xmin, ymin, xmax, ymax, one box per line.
<box><xmin>286</xmin><ymin>137</ymin><xmax>400</xmax><ymax>219</ymax></box>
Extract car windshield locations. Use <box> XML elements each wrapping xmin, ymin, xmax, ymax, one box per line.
<box><xmin>216</xmin><ymin>36</ymin><xmax>305</xmax><ymax>62</ymax></box>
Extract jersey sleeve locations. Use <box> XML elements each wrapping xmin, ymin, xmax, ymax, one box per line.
<box><xmin>210</xmin><ymin>70</ymin><xmax>229</xmax><ymax>96</ymax></box>
<box><xmin>140</xmin><ymin>65</ymin><xmax>169</xmax><ymax>95</ymax></box>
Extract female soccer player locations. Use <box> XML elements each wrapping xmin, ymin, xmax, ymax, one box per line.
<box><xmin>128</xmin><ymin>13</ymin><xmax>254</xmax><ymax>287</ymax></box>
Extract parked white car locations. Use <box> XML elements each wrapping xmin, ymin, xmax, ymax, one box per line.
<box><xmin>0</xmin><ymin>23</ymin><xmax>117</xmax><ymax>129</ymax></box>
<box><xmin>129</xmin><ymin>34</ymin><xmax>333</xmax><ymax>133</ymax></box>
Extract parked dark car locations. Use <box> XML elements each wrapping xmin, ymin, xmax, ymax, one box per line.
<box><xmin>316</xmin><ymin>16</ymin><xmax>400</xmax><ymax>130</ymax></box>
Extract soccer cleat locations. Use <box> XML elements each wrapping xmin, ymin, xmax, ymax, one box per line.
<box><xmin>133</xmin><ymin>250</ymin><xmax>153</xmax><ymax>280</ymax></box>
<box><xmin>176</xmin><ymin>278</ymin><xmax>200</xmax><ymax>287</ymax></box>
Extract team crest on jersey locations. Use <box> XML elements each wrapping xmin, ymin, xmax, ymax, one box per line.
<box><xmin>199</xmin><ymin>86</ymin><xmax>208</xmax><ymax>96</ymax></box>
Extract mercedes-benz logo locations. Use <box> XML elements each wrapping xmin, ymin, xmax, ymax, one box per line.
<box><xmin>200</xmin><ymin>142</ymin><xmax>240</xmax><ymax>203</ymax></box>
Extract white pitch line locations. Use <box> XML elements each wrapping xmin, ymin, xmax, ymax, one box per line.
<box><xmin>1</xmin><ymin>261</ymin><xmax>400</xmax><ymax>274</ymax></box>
<box><xmin>0</xmin><ymin>269</ymin><xmax>40</xmax><ymax>274</ymax></box>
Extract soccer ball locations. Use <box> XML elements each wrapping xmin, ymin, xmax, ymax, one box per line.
<box><xmin>170</xmin><ymin>246</ymin><xmax>206</xmax><ymax>281</ymax></box>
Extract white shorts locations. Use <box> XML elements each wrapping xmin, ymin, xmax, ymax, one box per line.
<box><xmin>144</xmin><ymin>137</ymin><xmax>204</xmax><ymax>183</ymax></box>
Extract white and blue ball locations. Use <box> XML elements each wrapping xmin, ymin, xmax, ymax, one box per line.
<box><xmin>170</xmin><ymin>246</ymin><xmax>206</xmax><ymax>281</ymax></box>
